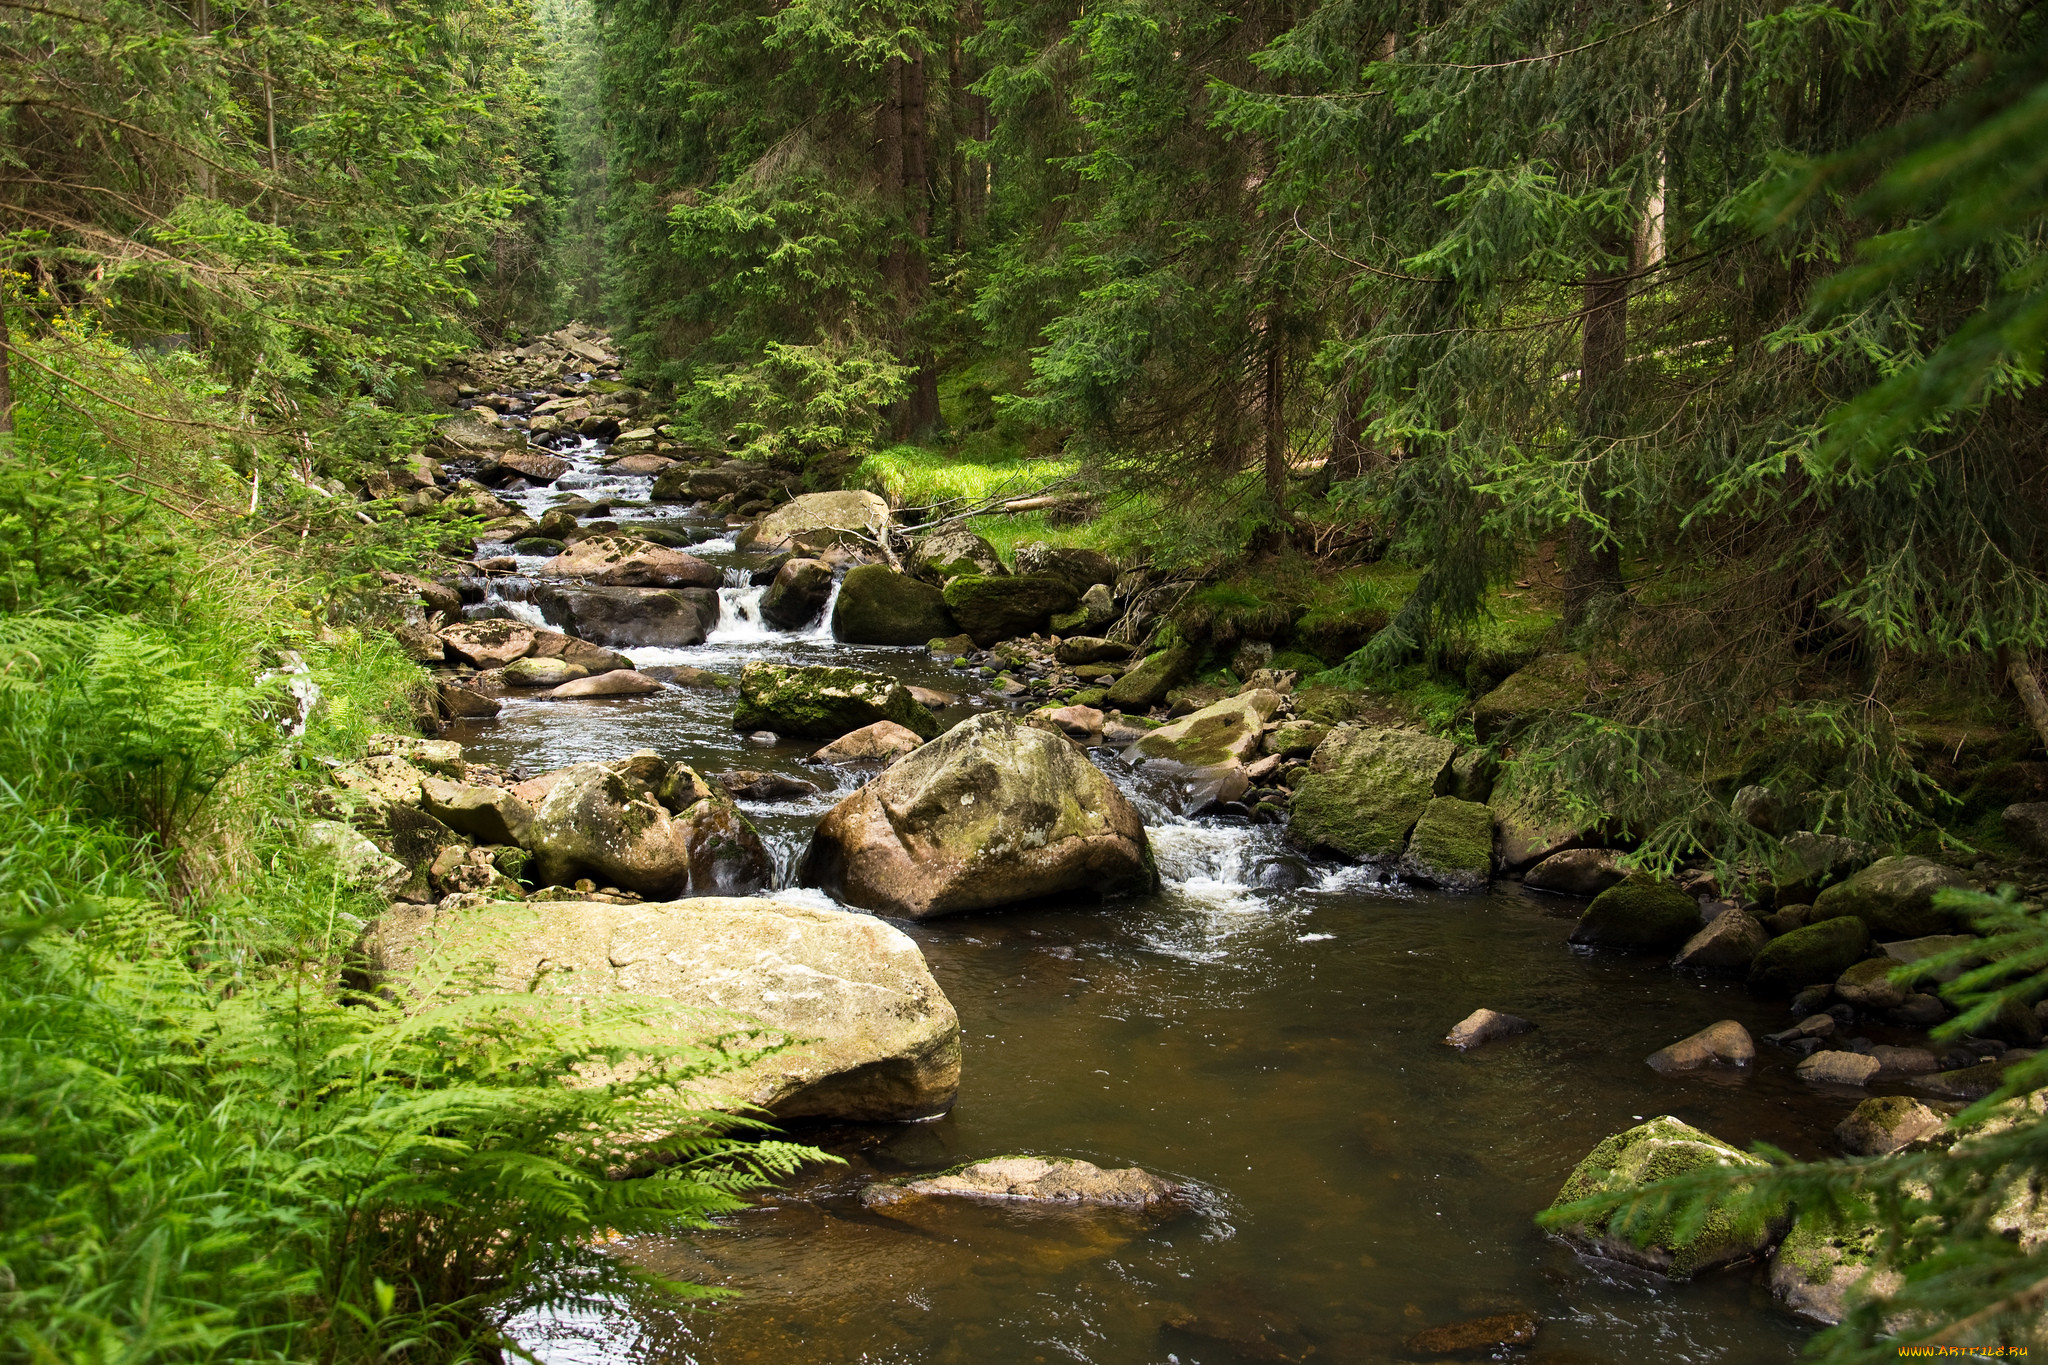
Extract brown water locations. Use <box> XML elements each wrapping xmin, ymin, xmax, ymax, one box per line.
<box><xmin>454</xmin><ymin>424</ymin><xmax>1836</xmax><ymax>1364</ymax></box>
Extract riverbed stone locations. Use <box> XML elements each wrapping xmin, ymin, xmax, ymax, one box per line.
<box><xmin>1645</xmin><ymin>1020</ymin><xmax>1754</xmax><ymax>1072</ymax></box>
<box><xmin>1769</xmin><ymin>1203</ymin><xmax>1900</xmax><ymax>1325</ymax></box>
<box><xmin>1836</xmin><ymin>1095</ymin><xmax>1944</xmax><ymax>1156</ymax></box>
<box><xmin>713</xmin><ymin>770</ymin><xmax>820</xmax><ymax>802</ymax></box>
<box><xmin>759</xmin><ymin>557</ymin><xmax>833</xmax><ymax>629</ymax></box>
<box><xmin>1472</xmin><ymin>653</ymin><xmax>1588</xmax><ymax>742</ymax></box>
<box><xmin>1835</xmin><ymin>956</ymin><xmax>1910</xmax><ymax>1009</ymax></box>
<box><xmin>801</xmin><ymin>711</ymin><xmax>1156</xmax><ymax>919</ymax></box>
<box><xmin>419</xmin><ymin>777</ymin><xmax>536</xmax><ymax>847</ymax></box>
<box><xmin>1404</xmin><ymin>1312</ymin><xmax>1541</xmax><ymax>1356</ymax></box>
<box><xmin>1546</xmin><ymin>1115</ymin><xmax>1772</xmax><ymax>1278</ymax></box>
<box><xmin>1809</xmin><ymin>855</ymin><xmax>1971</xmax><ymax>938</ymax></box>
<box><xmin>360</xmin><ymin>896</ymin><xmax>960</xmax><ymax>1122</ymax></box>
<box><xmin>540</xmin><ymin>534</ymin><xmax>720</xmax><ymax>588</ymax></box>
<box><xmin>2003</xmin><ymin>801</ymin><xmax>2048</xmax><ymax>856</ymax></box>
<box><xmin>1054</xmin><ymin>636</ymin><xmax>1132</xmax><ymax>666</ymax></box>
<box><xmin>305</xmin><ymin>819</ymin><xmax>409</xmax><ymax>897</ymax></box>
<box><xmin>1103</xmin><ymin>645</ymin><xmax>1198</xmax><ymax>710</ymax></box>
<box><xmin>909</xmin><ymin>527</ymin><xmax>1005</xmax><ymax>580</ymax></box>
<box><xmin>436</xmin><ymin>682</ymin><xmax>501</xmax><ymax>719</ymax></box>
<box><xmin>1748</xmin><ymin>916</ymin><xmax>1871</xmax><ymax>995</ymax></box>
<box><xmin>1397</xmin><ymin>797</ymin><xmax>1495</xmax><ymax>891</ymax></box>
<box><xmin>1262</xmin><ymin>719</ymin><xmax>1328</xmax><ymax>759</ymax></box>
<box><xmin>1288</xmin><ymin>726</ymin><xmax>1456</xmax><ymax>861</ymax></box>
<box><xmin>1014</xmin><ymin>542</ymin><xmax>1117</xmax><ymax>596</ymax></box>
<box><xmin>1568</xmin><ymin>875</ymin><xmax>1698</xmax><ymax>951</ymax></box>
<box><xmin>502</xmin><ymin>656</ymin><xmax>587</xmax><ymax>688</ymax></box>
<box><xmin>1772</xmin><ymin>831</ymin><xmax>1873</xmax><ymax>904</ymax></box>
<box><xmin>737</xmin><ymin>489</ymin><xmax>891</xmax><ymax>554</ymax></box>
<box><xmin>940</xmin><ymin>574</ymin><xmax>1078</xmax><ymax>647</ymax></box>
<box><xmin>1032</xmin><ymin>704</ymin><xmax>1104</xmax><ymax>744</ymax></box>
<box><xmin>1052</xmin><ymin>582</ymin><xmax>1118</xmax><ymax>634</ymax></box>
<box><xmin>1124</xmin><ymin>689</ymin><xmax>1281</xmax><ymax>771</ymax></box>
<box><xmin>333</xmin><ymin>754</ymin><xmax>431</xmax><ymax>813</ymax></box>
<box><xmin>527</xmin><ymin>756</ymin><xmax>771</xmax><ymax>898</ymax></box>
<box><xmin>547</xmin><ymin>669</ymin><xmax>665</xmax><ymax>698</ymax></box>
<box><xmin>1796</xmin><ymin>1050</ymin><xmax>1881</xmax><ymax>1087</ymax></box>
<box><xmin>527</xmin><ymin>628</ymin><xmax>635</xmax><ymax>673</ymax></box>
<box><xmin>365</xmin><ymin>733</ymin><xmax>467</xmax><ymax>779</ymax></box>
<box><xmin>1444</xmin><ymin>1008</ymin><xmax>1533</xmax><ymax>1049</ymax></box>
<box><xmin>811</xmin><ymin>720</ymin><xmax>926</xmax><ymax>765</ymax></box>
<box><xmin>439</xmin><ymin>618</ymin><xmax>535</xmax><ymax>668</ymax></box>
<box><xmin>861</xmin><ymin>1155</ymin><xmax>1180</xmax><ymax>1211</ymax></box>
<box><xmin>533</xmin><ymin>583</ymin><xmax>720</xmax><ymax>648</ymax></box>
<box><xmin>832</xmin><ymin>565</ymin><xmax>957</xmax><ymax>645</ymax></box>
<box><xmin>1523</xmin><ymin>847</ymin><xmax>1627</xmax><ymax>897</ymax></box>
<box><xmin>732</xmin><ymin>662</ymin><xmax>938</xmax><ymax>741</ymax></box>
<box><xmin>1672</xmin><ymin>909</ymin><xmax>1770</xmax><ymax>972</ymax></box>
<box><xmin>1881</xmin><ymin>932</ymin><xmax>1982</xmax><ymax>983</ymax></box>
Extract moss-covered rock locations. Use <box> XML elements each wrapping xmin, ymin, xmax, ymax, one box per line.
<box><xmin>1051</xmin><ymin>582</ymin><xmax>1118</xmax><ymax>634</ymax></box>
<box><xmin>1768</xmin><ymin>1202</ymin><xmax>1900</xmax><ymax>1324</ymax></box>
<box><xmin>732</xmin><ymin>662</ymin><xmax>939</xmax><ymax>741</ymax></box>
<box><xmin>1809</xmin><ymin>854</ymin><xmax>1972</xmax><ymax>938</ymax></box>
<box><xmin>1770</xmin><ymin>831</ymin><xmax>1871</xmax><ymax>904</ymax></box>
<box><xmin>910</xmin><ymin>527</ymin><xmax>1004</xmax><ymax>580</ymax></box>
<box><xmin>1124</xmin><ymin>690</ymin><xmax>1281</xmax><ymax>770</ymax></box>
<box><xmin>1472</xmin><ymin>653</ymin><xmax>1589</xmax><ymax>742</ymax></box>
<box><xmin>1014</xmin><ymin>541</ymin><xmax>1117</xmax><ymax>596</ymax></box>
<box><xmin>1103</xmin><ymin>645</ymin><xmax>1198</xmax><ymax>709</ymax></box>
<box><xmin>736</xmin><ymin>489</ymin><xmax>891</xmax><ymax>553</ymax></box>
<box><xmin>941</xmin><ymin>574</ymin><xmax>1078</xmax><ymax>646</ymax></box>
<box><xmin>1748</xmin><ymin>916</ymin><xmax>1872</xmax><ymax>995</ymax></box>
<box><xmin>528</xmin><ymin>756</ymin><xmax>770</xmax><ymax>897</ymax></box>
<box><xmin>1397</xmin><ymin>797</ymin><xmax>1494</xmax><ymax>891</ymax></box>
<box><xmin>1546</xmin><ymin>1115</ymin><xmax>1773</xmax><ymax>1278</ymax></box>
<box><xmin>1262</xmin><ymin>720</ymin><xmax>1328</xmax><ymax>758</ymax></box>
<box><xmin>1568</xmin><ymin>874</ymin><xmax>1698</xmax><ymax>951</ymax></box>
<box><xmin>832</xmin><ymin>565</ymin><xmax>957</xmax><ymax>645</ymax></box>
<box><xmin>1288</xmin><ymin>726</ymin><xmax>1456</xmax><ymax>860</ymax></box>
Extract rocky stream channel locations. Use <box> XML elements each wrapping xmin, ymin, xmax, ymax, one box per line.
<box><xmin>329</xmin><ymin>337</ymin><xmax>2040</xmax><ymax>1363</ymax></box>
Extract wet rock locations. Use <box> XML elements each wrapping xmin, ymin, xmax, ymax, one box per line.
<box><xmin>361</xmin><ymin>897</ymin><xmax>960</xmax><ymax>1122</ymax></box>
<box><xmin>1053</xmin><ymin>635</ymin><xmax>1133</xmax><ymax>666</ymax></box>
<box><xmin>1914</xmin><ymin>1059</ymin><xmax>2007</xmax><ymax>1101</ymax></box>
<box><xmin>801</xmin><ymin>711</ymin><xmax>1155</xmax><ymax>919</ymax></box>
<box><xmin>1835</xmin><ymin>1095</ymin><xmax>1944</xmax><ymax>1155</ymax></box>
<box><xmin>1125</xmin><ymin>689</ymin><xmax>1281</xmax><ymax>773</ymax></box>
<box><xmin>1880</xmin><ymin>932</ymin><xmax>1982</xmax><ymax>984</ymax></box>
<box><xmin>1398</xmin><ymin>797</ymin><xmax>1495</xmax><ymax>891</ymax></box>
<box><xmin>759</xmin><ymin>557</ymin><xmax>833</xmax><ymax>629</ymax></box>
<box><xmin>909</xmin><ymin>527</ymin><xmax>1005</xmax><ymax>580</ymax></box>
<box><xmin>1772</xmin><ymin>830</ymin><xmax>1872</xmax><ymax>904</ymax></box>
<box><xmin>1523</xmin><ymin>847</ymin><xmax>1626</xmax><ymax>897</ymax></box>
<box><xmin>1765</xmin><ymin>1013</ymin><xmax>1836</xmax><ymax>1046</ymax></box>
<box><xmin>811</xmin><ymin>720</ymin><xmax>926</xmax><ymax>765</ymax></box>
<box><xmin>1404</xmin><ymin>1311</ymin><xmax>1541</xmax><ymax>1355</ymax></box>
<box><xmin>927</xmin><ymin>632</ymin><xmax>976</xmax><ymax>657</ymax></box>
<box><xmin>1013</xmin><ymin>541</ymin><xmax>1117</xmax><ymax>597</ymax></box>
<box><xmin>1035</xmin><ymin>703</ymin><xmax>1104</xmax><ymax>744</ymax></box>
<box><xmin>533</xmin><ymin>583</ymin><xmax>720</xmax><ymax>648</ymax></box>
<box><xmin>861</xmin><ymin>1155</ymin><xmax>1180</xmax><ymax>1211</ymax></box>
<box><xmin>420</xmin><ymin>777</ymin><xmax>536</xmax><ymax>847</ymax></box>
<box><xmin>1261</xmin><ymin>719</ymin><xmax>1328</xmax><ymax>758</ymax></box>
<box><xmin>1103</xmin><ymin>644</ymin><xmax>1198</xmax><ymax>709</ymax></box>
<box><xmin>1159</xmin><ymin>1292</ymin><xmax>1315</xmax><ymax>1365</ymax></box>
<box><xmin>1288</xmin><ymin>725</ymin><xmax>1456</xmax><ymax>861</ymax></box>
<box><xmin>1748</xmin><ymin>916</ymin><xmax>1871</xmax><ymax>995</ymax></box>
<box><xmin>1646</xmin><ymin>1020</ymin><xmax>1754</xmax><ymax>1072</ymax></box>
<box><xmin>1546</xmin><ymin>1115</ymin><xmax>1772</xmax><ymax>1277</ymax></box>
<box><xmin>365</xmin><ymin>733</ymin><xmax>466</xmax><ymax>778</ymax></box>
<box><xmin>737</xmin><ymin>489</ymin><xmax>891</xmax><ymax>554</ymax></box>
<box><xmin>1796</xmin><ymin>1050</ymin><xmax>1881</xmax><ymax>1086</ymax></box>
<box><xmin>1894</xmin><ymin>992</ymin><xmax>1948</xmax><ymax>1026</ymax></box>
<box><xmin>832</xmin><ymin>565</ymin><xmax>958</xmax><ymax>645</ymax></box>
<box><xmin>2003</xmin><ymin>801</ymin><xmax>2048</xmax><ymax>856</ymax></box>
<box><xmin>1568</xmin><ymin>874</ymin><xmax>1698</xmax><ymax>951</ymax></box>
<box><xmin>1809</xmin><ymin>855</ymin><xmax>1971</xmax><ymax>938</ymax></box>
<box><xmin>1770</xmin><ymin>1203</ymin><xmax>1900</xmax><ymax>1325</ymax></box>
<box><xmin>436</xmin><ymin>681</ymin><xmax>501</xmax><ymax>719</ymax></box>
<box><xmin>305</xmin><ymin>819</ymin><xmax>408</xmax><ymax>897</ymax></box>
<box><xmin>485</xmin><ymin>449</ymin><xmax>572</xmax><ymax>485</ymax></box>
<box><xmin>940</xmin><ymin>574</ymin><xmax>1078</xmax><ymax>647</ymax></box>
<box><xmin>502</xmin><ymin>656</ymin><xmax>587</xmax><ymax>688</ymax></box>
<box><xmin>527</xmin><ymin>755</ymin><xmax>770</xmax><ymax>898</ymax></box>
<box><xmin>1672</xmin><ymin>909</ymin><xmax>1769</xmax><ymax>971</ymax></box>
<box><xmin>732</xmin><ymin>662</ymin><xmax>938</xmax><ymax>741</ymax></box>
<box><xmin>1051</xmin><ymin>582</ymin><xmax>1119</xmax><ymax>634</ymax></box>
<box><xmin>1731</xmin><ymin>784</ymin><xmax>1785</xmax><ymax>836</ymax></box>
<box><xmin>1835</xmin><ymin>956</ymin><xmax>1909</xmax><ymax>1009</ymax></box>
<box><xmin>641</xmin><ymin>663</ymin><xmax>730</xmax><ymax>689</ymax></box>
<box><xmin>1869</xmin><ymin>1045</ymin><xmax>1941</xmax><ymax>1077</ymax></box>
<box><xmin>1472</xmin><ymin>652</ymin><xmax>1588</xmax><ymax>742</ymax></box>
<box><xmin>1448</xmin><ymin>747</ymin><xmax>1496</xmax><ymax>804</ymax></box>
<box><xmin>546</xmin><ymin>669</ymin><xmax>665</xmax><ymax>698</ymax></box>
<box><xmin>440</xmin><ymin>618</ymin><xmax>535</xmax><ymax>668</ymax></box>
<box><xmin>1444</xmin><ymin>1008</ymin><xmax>1533</xmax><ymax>1049</ymax></box>
<box><xmin>714</xmin><ymin>770</ymin><xmax>820</xmax><ymax>802</ymax></box>
<box><xmin>540</xmin><ymin>536</ymin><xmax>720</xmax><ymax>589</ymax></box>
<box><xmin>906</xmin><ymin>684</ymin><xmax>957</xmax><ymax>708</ymax></box>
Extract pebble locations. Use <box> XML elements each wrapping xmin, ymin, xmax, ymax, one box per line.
<box><xmin>746</xmin><ymin>730</ymin><xmax>780</xmax><ymax>745</ymax></box>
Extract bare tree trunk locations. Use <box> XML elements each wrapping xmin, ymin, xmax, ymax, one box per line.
<box><xmin>2010</xmin><ymin>652</ymin><xmax>2048</xmax><ymax>754</ymax></box>
<box><xmin>948</xmin><ymin>30</ymin><xmax>965</xmax><ymax>251</ymax></box>
<box><xmin>1563</xmin><ymin>234</ymin><xmax>1631</xmax><ymax>632</ymax></box>
<box><xmin>1263</xmin><ymin>306</ymin><xmax>1287</xmax><ymax>510</ymax></box>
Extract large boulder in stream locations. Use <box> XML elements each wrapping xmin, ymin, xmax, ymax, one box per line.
<box><xmin>832</xmin><ymin>565</ymin><xmax>958</xmax><ymax>645</ymax></box>
<box><xmin>1568</xmin><ymin>874</ymin><xmax>1698</xmax><ymax>951</ymax></box>
<box><xmin>759</xmin><ymin>557</ymin><xmax>833</xmax><ymax>629</ymax></box>
<box><xmin>1287</xmin><ymin>726</ymin><xmax>1456</xmax><ymax>861</ymax></box>
<box><xmin>1546</xmin><ymin>1115</ymin><xmax>1775</xmax><ymax>1278</ymax></box>
<box><xmin>1013</xmin><ymin>542</ymin><xmax>1117</xmax><ymax>597</ymax></box>
<box><xmin>539</xmin><ymin>534</ymin><xmax>720</xmax><ymax>588</ymax></box>
<box><xmin>1748</xmin><ymin>916</ymin><xmax>1871</xmax><ymax>995</ymax></box>
<box><xmin>737</xmin><ymin>490</ymin><xmax>891</xmax><ymax>554</ymax></box>
<box><xmin>359</xmin><ymin>897</ymin><xmax>961</xmax><ymax>1122</ymax></box>
<box><xmin>909</xmin><ymin>527</ymin><xmax>1004</xmax><ymax>580</ymax></box>
<box><xmin>801</xmin><ymin>711</ymin><xmax>1157</xmax><ymax>919</ymax></box>
<box><xmin>1808</xmin><ymin>855</ymin><xmax>1971</xmax><ymax>939</ymax></box>
<box><xmin>1103</xmin><ymin>645</ymin><xmax>1198</xmax><ymax>710</ymax></box>
<box><xmin>1396</xmin><ymin>797</ymin><xmax>1495</xmax><ymax>891</ymax></box>
<box><xmin>731</xmin><ymin>662</ymin><xmax>938</xmax><ymax>741</ymax></box>
<box><xmin>533</xmin><ymin>583</ymin><xmax>720</xmax><ymax>648</ymax></box>
<box><xmin>941</xmin><ymin>574</ymin><xmax>1078</xmax><ymax>647</ymax></box>
<box><xmin>527</xmin><ymin>753</ymin><xmax>771</xmax><ymax>897</ymax></box>
<box><xmin>1124</xmin><ymin>689</ymin><xmax>1280</xmax><ymax>771</ymax></box>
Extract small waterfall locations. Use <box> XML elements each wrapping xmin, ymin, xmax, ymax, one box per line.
<box><xmin>805</xmin><ymin>573</ymin><xmax>846</xmax><ymax>640</ymax></box>
<box><xmin>707</xmin><ymin>584</ymin><xmax>775</xmax><ymax>642</ymax></box>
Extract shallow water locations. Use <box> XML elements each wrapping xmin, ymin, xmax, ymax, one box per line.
<box><xmin>455</xmin><ymin>415</ymin><xmax>1836</xmax><ymax>1364</ymax></box>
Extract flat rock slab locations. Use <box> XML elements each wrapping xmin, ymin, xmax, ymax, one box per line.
<box><xmin>1796</xmin><ymin>1050</ymin><xmax>1881</xmax><ymax>1087</ymax></box>
<box><xmin>1405</xmin><ymin>1311</ymin><xmax>1540</xmax><ymax>1355</ymax></box>
<box><xmin>1646</xmin><ymin>1020</ymin><xmax>1754</xmax><ymax>1072</ymax></box>
<box><xmin>360</xmin><ymin>897</ymin><xmax>961</xmax><ymax>1122</ymax></box>
<box><xmin>861</xmin><ymin>1156</ymin><xmax>1180</xmax><ymax>1211</ymax></box>
<box><xmin>546</xmin><ymin>669</ymin><xmax>665</xmax><ymax>698</ymax></box>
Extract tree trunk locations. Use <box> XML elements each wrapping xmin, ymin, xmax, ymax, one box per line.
<box><xmin>1263</xmin><ymin>306</ymin><xmax>1287</xmax><ymax>510</ymax></box>
<box><xmin>898</xmin><ymin>52</ymin><xmax>941</xmax><ymax>437</ymax></box>
<box><xmin>948</xmin><ymin>31</ymin><xmax>965</xmax><ymax>251</ymax></box>
<box><xmin>1563</xmin><ymin>236</ymin><xmax>1631</xmax><ymax>631</ymax></box>
<box><xmin>2010</xmin><ymin>653</ymin><xmax>2048</xmax><ymax>755</ymax></box>
<box><xmin>0</xmin><ymin>293</ymin><xmax>15</xmax><ymax>440</ymax></box>
<box><xmin>876</xmin><ymin>57</ymin><xmax>905</xmax><ymax>303</ymax></box>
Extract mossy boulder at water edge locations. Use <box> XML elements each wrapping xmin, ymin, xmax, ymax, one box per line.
<box><xmin>941</xmin><ymin>574</ymin><xmax>1078</xmax><ymax>647</ymax></box>
<box><xmin>1103</xmin><ymin>645</ymin><xmax>1198</xmax><ymax>710</ymax></box>
<box><xmin>1471</xmin><ymin>652</ymin><xmax>1590</xmax><ymax>742</ymax></box>
<box><xmin>909</xmin><ymin>527</ymin><xmax>1005</xmax><ymax>580</ymax></box>
<box><xmin>731</xmin><ymin>662</ymin><xmax>938</xmax><ymax>741</ymax></box>
<box><xmin>1396</xmin><ymin>797</ymin><xmax>1495</xmax><ymax>891</ymax></box>
<box><xmin>832</xmin><ymin>565</ymin><xmax>958</xmax><ymax>645</ymax></box>
<box><xmin>1287</xmin><ymin>726</ymin><xmax>1456</xmax><ymax>861</ymax></box>
<box><xmin>527</xmin><ymin>754</ymin><xmax>771</xmax><ymax>898</ymax></box>
<box><xmin>1769</xmin><ymin>1202</ymin><xmax>1901</xmax><ymax>1324</ymax></box>
<box><xmin>1747</xmin><ymin>915</ymin><xmax>1871</xmax><ymax>995</ymax></box>
<box><xmin>1123</xmin><ymin>690</ymin><xmax>1282</xmax><ymax>770</ymax></box>
<box><xmin>1568</xmin><ymin>874</ymin><xmax>1698</xmax><ymax>951</ymax></box>
<box><xmin>1546</xmin><ymin>1116</ymin><xmax>1775</xmax><ymax>1278</ymax></box>
<box><xmin>1809</xmin><ymin>855</ymin><xmax>1971</xmax><ymax>938</ymax></box>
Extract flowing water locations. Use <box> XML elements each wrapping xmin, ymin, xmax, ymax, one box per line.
<box><xmin>450</xmin><ymin>401</ymin><xmax>1837</xmax><ymax>1363</ymax></box>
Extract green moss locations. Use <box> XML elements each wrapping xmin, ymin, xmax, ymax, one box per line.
<box><xmin>1268</xmin><ymin>649</ymin><xmax>1327</xmax><ymax>674</ymax></box>
<box><xmin>1401</xmin><ymin>797</ymin><xmax>1494</xmax><ymax>889</ymax></box>
<box><xmin>1569</xmin><ymin>874</ymin><xmax>1699</xmax><ymax>951</ymax></box>
<box><xmin>1105</xmin><ymin>646</ymin><xmax>1197</xmax><ymax>709</ymax></box>
<box><xmin>1289</xmin><ymin>727</ymin><xmax>1457</xmax><ymax>859</ymax></box>
<box><xmin>1545</xmin><ymin>1116</ymin><xmax>1770</xmax><ymax>1279</ymax></box>
<box><xmin>731</xmin><ymin>662</ymin><xmax>938</xmax><ymax>740</ymax></box>
<box><xmin>1472</xmin><ymin>653</ymin><xmax>1589</xmax><ymax>742</ymax></box>
<box><xmin>1747</xmin><ymin>916</ymin><xmax>1872</xmax><ymax>995</ymax></box>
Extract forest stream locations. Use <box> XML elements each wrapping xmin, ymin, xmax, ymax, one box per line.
<box><xmin>439</xmin><ymin>397</ymin><xmax>1845</xmax><ymax>1365</ymax></box>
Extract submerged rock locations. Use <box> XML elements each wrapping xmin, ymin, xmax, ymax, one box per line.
<box><xmin>1397</xmin><ymin>796</ymin><xmax>1495</xmax><ymax>891</ymax></box>
<box><xmin>801</xmin><ymin>711</ymin><xmax>1156</xmax><ymax>919</ymax></box>
<box><xmin>360</xmin><ymin>897</ymin><xmax>961</xmax><ymax>1122</ymax></box>
<box><xmin>1546</xmin><ymin>1115</ymin><xmax>1772</xmax><ymax>1278</ymax></box>
<box><xmin>1568</xmin><ymin>874</ymin><xmax>1698</xmax><ymax>951</ymax></box>
<box><xmin>832</xmin><ymin>564</ymin><xmax>957</xmax><ymax>645</ymax></box>
<box><xmin>1404</xmin><ymin>1311</ymin><xmax>1540</xmax><ymax>1356</ymax></box>
<box><xmin>860</xmin><ymin>1155</ymin><xmax>1181</xmax><ymax>1211</ymax></box>
<box><xmin>527</xmin><ymin>754</ymin><xmax>770</xmax><ymax>897</ymax></box>
<box><xmin>731</xmin><ymin>662</ymin><xmax>938</xmax><ymax>741</ymax></box>
<box><xmin>1645</xmin><ymin>1020</ymin><xmax>1754</xmax><ymax>1072</ymax></box>
<box><xmin>713</xmin><ymin>769</ymin><xmax>820</xmax><ymax>802</ymax></box>
<box><xmin>1444</xmin><ymin>1008</ymin><xmax>1533</xmax><ymax>1049</ymax></box>
<box><xmin>1809</xmin><ymin>855</ymin><xmax>1971</xmax><ymax>938</ymax></box>
<box><xmin>1796</xmin><ymin>1050</ymin><xmax>1880</xmax><ymax>1087</ymax></box>
<box><xmin>1288</xmin><ymin>726</ymin><xmax>1456</xmax><ymax>861</ymax></box>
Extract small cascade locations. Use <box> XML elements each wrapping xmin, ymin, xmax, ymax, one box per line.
<box><xmin>707</xmin><ymin>584</ymin><xmax>775</xmax><ymax>642</ymax></box>
<box><xmin>804</xmin><ymin>573</ymin><xmax>846</xmax><ymax>640</ymax></box>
